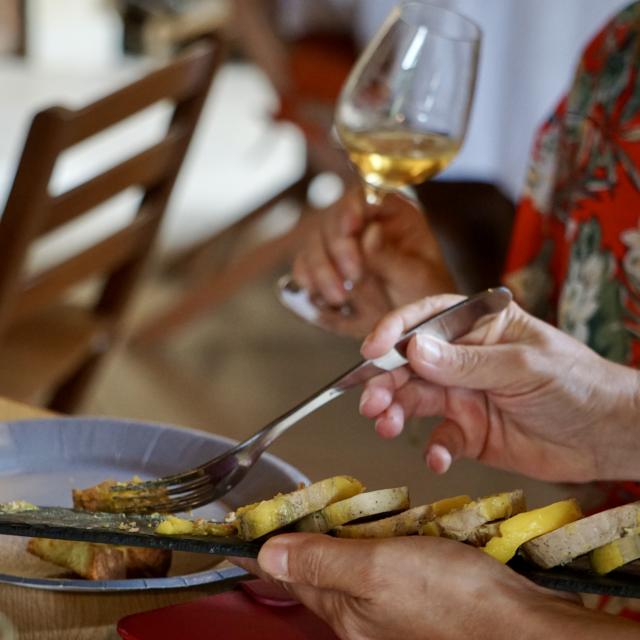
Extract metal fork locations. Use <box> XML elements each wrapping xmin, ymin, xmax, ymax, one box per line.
<box><xmin>113</xmin><ymin>287</ymin><xmax>513</xmax><ymax>513</ymax></box>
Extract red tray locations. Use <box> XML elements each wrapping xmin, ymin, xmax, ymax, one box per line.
<box><xmin>117</xmin><ymin>580</ymin><xmax>339</xmax><ymax>640</ymax></box>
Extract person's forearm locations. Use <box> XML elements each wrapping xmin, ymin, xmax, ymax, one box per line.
<box><xmin>594</xmin><ymin>358</ymin><xmax>640</xmax><ymax>481</ymax></box>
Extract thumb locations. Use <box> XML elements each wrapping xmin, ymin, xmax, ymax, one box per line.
<box><xmin>258</xmin><ymin>533</ymin><xmax>375</xmax><ymax>597</ymax></box>
<box><xmin>408</xmin><ymin>334</ymin><xmax>519</xmax><ymax>390</ymax></box>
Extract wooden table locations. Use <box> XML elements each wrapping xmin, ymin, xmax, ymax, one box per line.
<box><xmin>0</xmin><ymin>398</ymin><xmax>242</xmax><ymax>640</ymax></box>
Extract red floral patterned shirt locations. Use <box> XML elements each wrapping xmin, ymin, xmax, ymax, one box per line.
<box><xmin>503</xmin><ymin>4</ymin><xmax>640</xmax><ymax>617</ymax></box>
<box><xmin>504</xmin><ymin>2</ymin><xmax>640</xmax><ymax>368</ymax></box>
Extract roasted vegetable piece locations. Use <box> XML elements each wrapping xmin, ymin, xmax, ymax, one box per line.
<box><xmin>465</xmin><ymin>521</ymin><xmax>503</xmax><ymax>547</ymax></box>
<box><xmin>233</xmin><ymin>475</ymin><xmax>365</xmax><ymax>541</ymax></box>
<box><xmin>523</xmin><ymin>502</ymin><xmax>640</xmax><ymax>569</ymax></box>
<box><xmin>155</xmin><ymin>515</ymin><xmax>235</xmax><ymax>537</ymax></box>
<box><xmin>72</xmin><ymin>478</ymin><xmax>169</xmax><ymax>513</ymax></box>
<box><xmin>27</xmin><ymin>538</ymin><xmax>171</xmax><ymax>580</ymax></box>
<box><xmin>483</xmin><ymin>499</ymin><xmax>582</xmax><ymax>563</ymax></box>
<box><xmin>590</xmin><ymin>528</ymin><xmax>640</xmax><ymax>575</ymax></box>
<box><xmin>334</xmin><ymin>495</ymin><xmax>471</xmax><ymax>539</ymax></box>
<box><xmin>0</xmin><ymin>501</ymin><xmax>37</xmax><ymax>513</ymax></box>
<box><xmin>420</xmin><ymin>490</ymin><xmax>526</xmax><ymax>542</ymax></box>
<box><xmin>57</xmin><ymin>478</ymin><xmax>173</xmax><ymax>580</ymax></box>
<box><xmin>296</xmin><ymin>487</ymin><xmax>409</xmax><ymax>533</ymax></box>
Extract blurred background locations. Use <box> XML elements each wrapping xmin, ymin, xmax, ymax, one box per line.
<box><xmin>0</xmin><ymin>0</ymin><xmax>629</xmax><ymax>505</ymax></box>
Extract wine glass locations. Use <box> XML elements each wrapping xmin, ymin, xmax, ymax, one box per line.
<box><xmin>278</xmin><ymin>1</ymin><xmax>481</xmax><ymax>330</ymax></box>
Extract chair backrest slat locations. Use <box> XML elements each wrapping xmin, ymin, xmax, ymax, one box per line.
<box><xmin>14</xmin><ymin>215</ymin><xmax>156</xmax><ymax>322</ymax></box>
<box><xmin>44</xmin><ymin>128</ymin><xmax>189</xmax><ymax>234</ymax></box>
<box><xmin>0</xmin><ymin>39</ymin><xmax>223</xmax><ymax>333</ymax></box>
<box><xmin>56</xmin><ymin>48</ymin><xmax>215</xmax><ymax>150</ymax></box>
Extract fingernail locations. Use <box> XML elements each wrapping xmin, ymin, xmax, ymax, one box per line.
<box><xmin>416</xmin><ymin>335</ymin><xmax>442</xmax><ymax>362</ymax></box>
<box><xmin>425</xmin><ymin>444</ymin><xmax>452</xmax><ymax>474</ymax></box>
<box><xmin>359</xmin><ymin>388</ymin><xmax>371</xmax><ymax>413</ymax></box>
<box><xmin>259</xmin><ymin>543</ymin><xmax>289</xmax><ymax>580</ymax></box>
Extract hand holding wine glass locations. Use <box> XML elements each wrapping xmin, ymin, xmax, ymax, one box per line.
<box><xmin>278</xmin><ymin>2</ymin><xmax>481</xmax><ymax>331</ymax></box>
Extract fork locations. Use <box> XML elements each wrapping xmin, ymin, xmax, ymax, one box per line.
<box><xmin>113</xmin><ymin>287</ymin><xmax>513</xmax><ymax>513</ymax></box>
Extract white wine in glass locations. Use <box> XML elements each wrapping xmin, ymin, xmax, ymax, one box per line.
<box><xmin>278</xmin><ymin>2</ymin><xmax>481</xmax><ymax>327</ymax></box>
<box><xmin>336</xmin><ymin>1</ymin><xmax>481</xmax><ymax>203</ymax></box>
<box><xmin>337</xmin><ymin>128</ymin><xmax>461</xmax><ymax>193</ymax></box>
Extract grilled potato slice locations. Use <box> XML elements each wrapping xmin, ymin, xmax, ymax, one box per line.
<box><xmin>233</xmin><ymin>475</ymin><xmax>364</xmax><ymax>541</ymax></box>
<box><xmin>335</xmin><ymin>495</ymin><xmax>471</xmax><ymax>539</ymax></box>
<box><xmin>483</xmin><ymin>499</ymin><xmax>582</xmax><ymax>563</ymax></box>
<box><xmin>420</xmin><ymin>490</ymin><xmax>526</xmax><ymax>542</ymax></box>
<box><xmin>296</xmin><ymin>487</ymin><xmax>409</xmax><ymax>533</ymax></box>
<box><xmin>465</xmin><ymin>521</ymin><xmax>503</xmax><ymax>547</ymax></box>
<box><xmin>523</xmin><ymin>502</ymin><xmax>640</xmax><ymax>569</ymax></box>
<box><xmin>155</xmin><ymin>515</ymin><xmax>235</xmax><ymax>537</ymax></box>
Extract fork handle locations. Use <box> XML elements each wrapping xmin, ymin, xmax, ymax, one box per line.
<box><xmin>246</xmin><ymin>287</ymin><xmax>512</xmax><ymax>454</ymax></box>
<box><xmin>336</xmin><ymin>286</ymin><xmax>513</xmax><ymax>388</ymax></box>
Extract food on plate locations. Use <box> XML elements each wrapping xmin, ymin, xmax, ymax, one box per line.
<box><xmin>590</xmin><ymin>528</ymin><xmax>640</xmax><ymax>575</ymax></box>
<box><xmin>420</xmin><ymin>490</ymin><xmax>526</xmax><ymax>542</ymax></box>
<box><xmin>522</xmin><ymin>502</ymin><xmax>640</xmax><ymax>569</ymax></box>
<box><xmin>120</xmin><ymin>545</ymin><xmax>173</xmax><ymax>578</ymax></box>
<box><xmin>153</xmin><ymin>479</ymin><xmax>640</xmax><ymax>576</ymax></box>
<box><xmin>0</xmin><ymin>500</ymin><xmax>38</xmax><ymax>513</ymax></box>
<box><xmin>155</xmin><ymin>515</ymin><xmax>235</xmax><ymax>537</ymax></box>
<box><xmin>21</xmin><ymin>476</ymin><xmax>173</xmax><ymax>581</ymax></box>
<box><xmin>15</xmin><ymin>470</ymin><xmax>640</xmax><ymax>581</ymax></box>
<box><xmin>482</xmin><ymin>499</ymin><xmax>583</xmax><ymax>563</ymax></box>
<box><xmin>229</xmin><ymin>475</ymin><xmax>365</xmax><ymax>541</ymax></box>
<box><xmin>27</xmin><ymin>538</ymin><xmax>171</xmax><ymax>580</ymax></box>
<box><xmin>462</xmin><ymin>521</ymin><xmax>503</xmax><ymax>547</ymax></box>
<box><xmin>72</xmin><ymin>477</ymin><xmax>168</xmax><ymax>513</ymax></box>
<box><xmin>334</xmin><ymin>495</ymin><xmax>471</xmax><ymax>539</ymax></box>
<box><xmin>295</xmin><ymin>487</ymin><xmax>410</xmax><ymax>534</ymax></box>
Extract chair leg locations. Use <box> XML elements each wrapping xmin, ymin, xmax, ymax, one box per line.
<box><xmin>47</xmin><ymin>353</ymin><xmax>105</xmax><ymax>414</ymax></box>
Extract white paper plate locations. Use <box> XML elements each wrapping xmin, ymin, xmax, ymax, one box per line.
<box><xmin>0</xmin><ymin>417</ymin><xmax>308</xmax><ymax>591</ymax></box>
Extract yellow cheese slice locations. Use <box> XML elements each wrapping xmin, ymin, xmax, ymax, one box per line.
<box><xmin>483</xmin><ymin>499</ymin><xmax>582</xmax><ymax>563</ymax></box>
<box><xmin>590</xmin><ymin>527</ymin><xmax>640</xmax><ymax>575</ymax></box>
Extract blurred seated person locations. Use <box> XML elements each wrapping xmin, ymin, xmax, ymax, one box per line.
<box><xmin>288</xmin><ymin>2</ymin><xmax>640</xmax><ymax>617</ymax></box>
<box><xmin>233</xmin><ymin>0</ymin><xmax>362</xmax><ymax>174</ymax></box>
<box><xmin>292</xmin><ymin>1</ymin><xmax>640</xmax><ymax>372</ymax></box>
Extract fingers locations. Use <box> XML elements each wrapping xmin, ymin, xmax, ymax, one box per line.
<box><xmin>361</xmin><ymin>294</ymin><xmax>465</xmax><ymax>359</ymax></box>
<box><xmin>425</xmin><ymin>443</ymin><xmax>454</xmax><ymax>474</ymax></box>
<box><xmin>374</xmin><ymin>402</ymin><xmax>406</xmax><ymax>439</ymax></box>
<box><xmin>360</xmin><ymin>371</ymin><xmax>448</xmax><ymax>441</ymax></box>
<box><xmin>406</xmin><ymin>333</ymin><xmax>525</xmax><ymax>391</ymax></box>
<box><xmin>293</xmin><ymin>190</ymin><xmax>366</xmax><ymax>305</ymax></box>
<box><xmin>257</xmin><ymin>534</ymin><xmax>379</xmax><ymax>598</ymax></box>
<box><xmin>359</xmin><ymin>368</ymin><xmax>410</xmax><ymax>419</ymax></box>
<box><xmin>424</xmin><ymin>419</ymin><xmax>467</xmax><ymax>474</ymax></box>
<box><xmin>295</xmin><ymin>231</ymin><xmax>349</xmax><ymax>305</ymax></box>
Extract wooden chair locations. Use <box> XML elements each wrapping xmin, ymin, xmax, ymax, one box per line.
<box><xmin>0</xmin><ymin>39</ymin><xmax>223</xmax><ymax>412</ymax></box>
<box><xmin>130</xmin><ymin>2</ymin><xmax>358</xmax><ymax>344</ymax></box>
